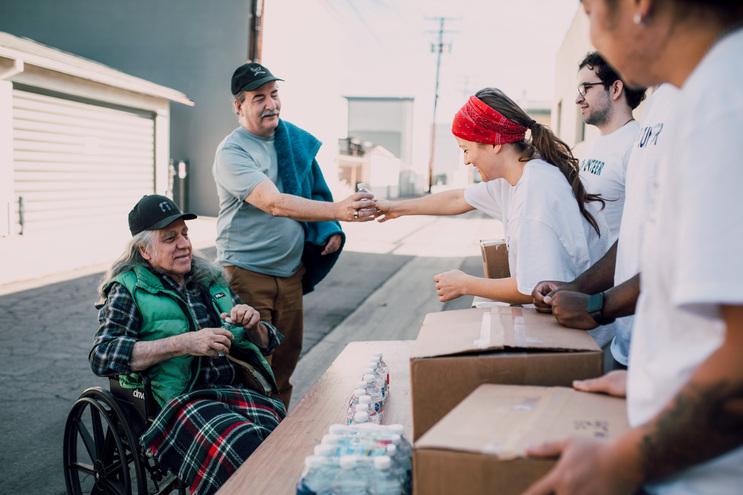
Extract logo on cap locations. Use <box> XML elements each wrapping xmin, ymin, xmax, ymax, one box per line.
<box><xmin>159</xmin><ymin>201</ymin><xmax>173</xmax><ymax>213</ymax></box>
<box><xmin>250</xmin><ymin>66</ymin><xmax>267</xmax><ymax>76</ymax></box>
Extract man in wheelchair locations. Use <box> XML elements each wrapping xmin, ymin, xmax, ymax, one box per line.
<box><xmin>89</xmin><ymin>194</ymin><xmax>286</xmax><ymax>495</ymax></box>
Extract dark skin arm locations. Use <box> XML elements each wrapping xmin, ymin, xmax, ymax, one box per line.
<box><xmin>523</xmin><ymin>304</ymin><xmax>743</xmax><ymax>495</ymax></box>
<box><xmin>549</xmin><ymin>274</ymin><xmax>640</xmax><ymax>330</ymax></box>
<box><xmin>533</xmin><ymin>241</ymin><xmax>617</xmax><ymax>312</ymax></box>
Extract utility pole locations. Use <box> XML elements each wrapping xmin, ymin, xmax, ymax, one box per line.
<box><xmin>248</xmin><ymin>0</ymin><xmax>265</xmax><ymax>62</ymax></box>
<box><xmin>426</xmin><ymin>16</ymin><xmax>458</xmax><ymax>193</ymax></box>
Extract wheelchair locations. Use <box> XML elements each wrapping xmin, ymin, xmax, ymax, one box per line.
<box><xmin>62</xmin><ymin>376</ymin><xmax>186</xmax><ymax>495</ymax></box>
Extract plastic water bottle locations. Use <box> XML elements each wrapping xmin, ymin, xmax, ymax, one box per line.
<box><xmin>386</xmin><ymin>425</ymin><xmax>412</xmax><ymax>495</ymax></box>
<box><xmin>371</xmin><ymin>456</ymin><xmax>401</xmax><ymax>495</ymax></box>
<box><xmin>217</xmin><ymin>316</ymin><xmax>233</xmax><ymax>357</ymax></box>
<box><xmin>357</xmin><ymin>182</ymin><xmax>375</xmax><ymax>215</ymax></box>
<box><xmin>372</xmin><ymin>352</ymin><xmax>389</xmax><ymax>392</ymax></box>
<box><xmin>296</xmin><ymin>455</ymin><xmax>338</xmax><ymax>495</ymax></box>
<box><xmin>362</xmin><ymin>374</ymin><xmax>384</xmax><ymax>422</ymax></box>
<box><xmin>349</xmin><ymin>396</ymin><xmax>378</xmax><ymax>425</ymax></box>
<box><xmin>365</xmin><ymin>359</ymin><xmax>386</xmax><ymax>399</ymax></box>
<box><xmin>353</xmin><ymin>410</ymin><xmax>369</xmax><ymax>425</ymax></box>
<box><xmin>363</xmin><ymin>365</ymin><xmax>385</xmax><ymax>400</ymax></box>
<box><xmin>331</xmin><ymin>455</ymin><xmax>373</xmax><ymax>494</ymax></box>
<box><xmin>347</xmin><ymin>389</ymin><xmax>373</xmax><ymax>424</ymax></box>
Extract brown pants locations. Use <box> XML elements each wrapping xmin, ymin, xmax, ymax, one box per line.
<box><xmin>225</xmin><ymin>265</ymin><xmax>305</xmax><ymax>410</ymax></box>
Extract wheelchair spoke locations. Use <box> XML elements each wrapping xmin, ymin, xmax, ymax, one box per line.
<box><xmin>99</xmin><ymin>474</ymin><xmax>128</xmax><ymax>495</ymax></box>
<box><xmin>68</xmin><ymin>460</ymin><xmax>95</xmax><ymax>476</ymax></box>
<box><xmin>89</xmin><ymin>405</ymin><xmax>106</xmax><ymax>461</ymax></box>
<box><xmin>75</xmin><ymin>416</ymin><xmax>98</xmax><ymax>462</ymax></box>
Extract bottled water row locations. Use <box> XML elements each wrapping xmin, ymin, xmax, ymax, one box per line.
<box><xmin>296</xmin><ymin>423</ymin><xmax>412</xmax><ymax>495</ymax></box>
<box><xmin>347</xmin><ymin>352</ymin><xmax>389</xmax><ymax>425</ymax></box>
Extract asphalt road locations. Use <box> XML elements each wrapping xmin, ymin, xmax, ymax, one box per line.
<box><xmin>0</xmin><ymin>210</ymin><xmax>495</xmax><ymax>494</ymax></box>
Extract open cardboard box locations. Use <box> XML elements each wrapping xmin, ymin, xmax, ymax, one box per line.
<box><xmin>410</xmin><ymin>306</ymin><xmax>603</xmax><ymax>440</ymax></box>
<box><xmin>413</xmin><ymin>384</ymin><xmax>630</xmax><ymax>495</ymax></box>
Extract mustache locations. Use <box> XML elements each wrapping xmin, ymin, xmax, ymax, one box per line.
<box><xmin>261</xmin><ymin>110</ymin><xmax>279</xmax><ymax>118</ymax></box>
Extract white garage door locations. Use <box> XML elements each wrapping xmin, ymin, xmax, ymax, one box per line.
<box><xmin>12</xmin><ymin>89</ymin><xmax>155</xmax><ymax>234</ymax></box>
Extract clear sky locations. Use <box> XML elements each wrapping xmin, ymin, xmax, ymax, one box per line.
<box><xmin>328</xmin><ymin>0</ymin><xmax>581</xmax><ymax>122</ymax></box>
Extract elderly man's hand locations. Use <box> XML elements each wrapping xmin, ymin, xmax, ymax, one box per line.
<box><xmin>228</xmin><ymin>304</ymin><xmax>261</xmax><ymax>330</ymax></box>
<box><xmin>187</xmin><ymin>327</ymin><xmax>234</xmax><ymax>358</ymax></box>
<box><xmin>321</xmin><ymin>233</ymin><xmax>343</xmax><ymax>255</ymax></box>
<box><xmin>339</xmin><ymin>192</ymin><xmax>376</xmax><ymax>222</ymax></box>
<box><xmin>224</xmin><ymin>305</ymin><xmax>270</xmax><ymax>349</ymax></box>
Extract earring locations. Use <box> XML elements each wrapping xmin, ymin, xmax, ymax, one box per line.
<box><xmin>633</xmin><ymin>12</ymin><xmax>647</xmax><ymax>27</ymax></box>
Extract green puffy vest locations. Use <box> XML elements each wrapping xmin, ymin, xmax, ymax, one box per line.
<box><xmin>110</xmin><ymin>265</ymin><xmax>276</xmax><ymax>407</ymax></box>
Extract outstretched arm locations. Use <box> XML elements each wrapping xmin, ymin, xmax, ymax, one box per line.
<box><xmin>246</xmin><ymin>178</ymin><xmax>375</xmax><ymax>222</ymax></box>
<box><xmin>374</xmin><ymin>189</ymin><xmax>474</xmax><ymax>222</ymax></box>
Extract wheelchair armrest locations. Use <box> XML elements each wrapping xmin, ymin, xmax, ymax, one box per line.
<box><xmin>109</xmin><ymin>374</ymin><xmax>158</xmax><ymax>434</ymax></box>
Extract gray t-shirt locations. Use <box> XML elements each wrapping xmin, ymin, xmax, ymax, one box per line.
<box><xmin>212</xmin><ymin>126</ymin><xmax>304</xmax><ymax>277</ymax></box>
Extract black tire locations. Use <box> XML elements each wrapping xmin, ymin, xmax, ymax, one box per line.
<box><xmin>63</xmin><ymin>387</ymin><xmax>147</xmax><ymax>495</ymax></box>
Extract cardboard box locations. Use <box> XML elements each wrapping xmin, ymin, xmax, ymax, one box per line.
<box><xmin>410</xmin><ymin>306</ymin><xmax>603</xmax><ymax>440</ymax></box>
<box><xmin>413</xmin><ymin>384</ymin><xmax>630</xmax><ymax>495</ymax></box>
<box><xmin>480</xmin><ymin>239</ymin><xmax>510</xmax><ymax>279</ymax></box>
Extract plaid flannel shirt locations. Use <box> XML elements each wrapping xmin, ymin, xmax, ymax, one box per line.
<box><xmin>90</xmin><ymin>268</ymin><xmax>282</xmax><ymax>389</ymax></box>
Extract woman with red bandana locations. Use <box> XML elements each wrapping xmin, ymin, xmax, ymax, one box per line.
<box><xmin>375</xmin><ymin>88</ymin><xmax>611</xmax><ymax>336</ymax></box>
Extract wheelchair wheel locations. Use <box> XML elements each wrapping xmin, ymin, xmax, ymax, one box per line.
<box><xmin>63</xmin><ymin>387</ymin><xmax>147</xmax><ymax>495</ymax></box>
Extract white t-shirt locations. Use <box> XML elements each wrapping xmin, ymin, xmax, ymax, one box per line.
<box><xmin>579</xmin><ymin>120</ymin><xmax>639</xmax><ymax>241</ymax></box>
<box><xmin>609</xmin><ymin>84</ymin><xmax>680</xmax><ymax>365</ymax></box>
<box><xmin>628</xmin><ymin>28</ymin><xmax>743</xmax><ymax>495</ymax></box>
<box><xmin>464</xmin><ymin>159</ymin><xmax>611</xmax><ymax>294</ymax></box>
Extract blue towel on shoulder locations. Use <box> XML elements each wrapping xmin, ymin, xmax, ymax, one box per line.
<box><xmin>274</xmin><ymin>120</ymin><xmax>345</xmax><ymax>294</ymax></box>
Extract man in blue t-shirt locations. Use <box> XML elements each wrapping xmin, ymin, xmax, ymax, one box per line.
<box><xmin>212</xmin><ymin>62</ymin><xmax>374</xmax><ymax>408</ymax></box>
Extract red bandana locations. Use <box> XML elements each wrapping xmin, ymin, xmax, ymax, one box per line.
<box><xmin>452</xmin><ymin>95</ymin><xmax>526</xmax><ymax>145</ymax></box>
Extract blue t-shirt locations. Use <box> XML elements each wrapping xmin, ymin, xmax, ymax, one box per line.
<box><xmin>212</xmin><ymin>126</ymin><xmax>304</xmax><ymax>277</ymax></box>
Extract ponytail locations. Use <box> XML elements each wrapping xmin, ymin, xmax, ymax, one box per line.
<box><xmin>475</xmin><ymin>88</ymin><xmax>605</xmax><ymax>236</ymax></box>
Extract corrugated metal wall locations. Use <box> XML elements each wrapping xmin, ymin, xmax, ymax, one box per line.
<box><xmin>11</xmin><ymin>89</ymin><xmax>155</xmax><ymax>233</ymax></box>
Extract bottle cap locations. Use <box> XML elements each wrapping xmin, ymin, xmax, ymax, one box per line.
<box><xmin>354</xmin><ymin>411</ymin><xmax>369</xmax><ymax>423</ymax></box>
<box><xmin>358</xmin><ymin>395</ymin><xmax>372</xmax><ymax>404</ymax></box>
<box><xmin>352</xmin><ymin>388</ymin><xmax>366</xmax><ymax>398</ymax></box>
<box><xmin>304</xmin><ymin>456</ymin><xmax>324</xmax><ymax>469</ymax></box>
<box><xmin>363</xmin><ymin>374</ymin><xmax>375</xmax><ymax>383</ymax></box>
<box><xmin>386</xmin><ymin>444</ymin><xmax>397</xmax><ymax>456</ymax></box>
<box><xmin>387</xmin><ymin>424</ymin><xmax>405</xmax><ymax>436</ymax></box>
<box><xmin>321</xmin><ymin>434</ymin><xmax>341</xmax><ymax>444</ymax></box>
<box><xmin>328</xmin><ymin>424</ymin><xmax>348</xmax><ymax>435</ymax></box>
<box><xmin>224</xmin><ymin>316</ymin><xmax>232</xmax><ymax>324</ymax></box>
<box><xmin>314</xmin><ymin>444</ymin><xmax>335</xmax><ymax>456</ymax></box>
<box><xmin>374</xmin><ymin>456</ymin><xmax>392</xmax><ymax>470</ymax></box>
<box><xmin>363</xmin><ymin>367</ymin><xmax>375</xmax><ymax>375</ymax></box>
<box><xmin>355</xmin><ymin>381</ymin><xmax>367</xmax><ymax>389</ymax></box>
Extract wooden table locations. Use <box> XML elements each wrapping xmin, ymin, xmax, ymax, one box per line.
<box><xmin>217</xmin><ymin>340</ymin><xmax>415</xmax><ymax>494</ymax></box>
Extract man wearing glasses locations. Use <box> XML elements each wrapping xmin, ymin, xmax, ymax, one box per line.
<box><xmin>576</xmin><ymin>52</ymin><xmax>646</xmax><ymax>241</ymax></box>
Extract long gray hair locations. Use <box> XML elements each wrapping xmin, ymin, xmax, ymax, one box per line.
<box><xmin>96</xmin><ymin>230</ymin><xmax>229</xmax><ymax>302</ymax></box>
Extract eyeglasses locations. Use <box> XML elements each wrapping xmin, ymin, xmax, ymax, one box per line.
<box><xmin>577</xmin><ymin>82</ymin><xmax>607</xmax><ymax>97</ymax></box>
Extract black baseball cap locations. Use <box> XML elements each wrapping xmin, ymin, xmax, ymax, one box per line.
<box><xmin>231</xmin><ymin>62</ymin><xmax>283</xmax><ymax>95</ymax></box>
<box><xmin>128</xmin><ymin>195</ymin><xmax>197</xmax><ymax>236</ymax></box>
